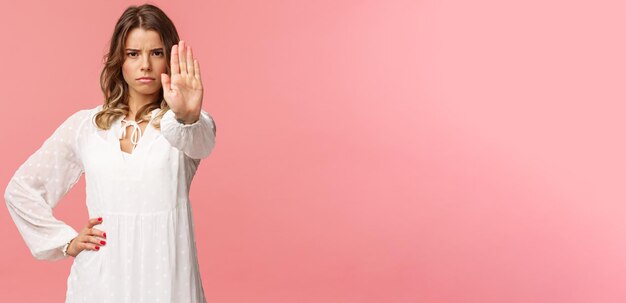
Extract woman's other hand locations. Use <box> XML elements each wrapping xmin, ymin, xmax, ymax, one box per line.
<box><xmin>66</xmin><ymin>217</ymin><xmax>107</xmax><ymax>257</ymax></box>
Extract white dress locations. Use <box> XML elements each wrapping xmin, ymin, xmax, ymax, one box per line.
<box><xmin>4</xmin><ymin>104</ymin><xmax>217</xmax><ymax>303</ymax></box>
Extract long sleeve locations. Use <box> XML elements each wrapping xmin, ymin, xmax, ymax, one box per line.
<box><xmin>4</xmin><ymin>110</ymin><xmax>89</xmax><ymax>261</ymax></box>
<box><xmin>160</xmin><ymin>109</ymin><xmax>216</xmax><ymax>159</ymax></box>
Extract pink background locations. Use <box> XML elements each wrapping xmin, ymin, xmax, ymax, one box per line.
<box><xmin>1</xmin><ymin>0</ymin><xmax>626</xmax><ymax>302</ymax></box>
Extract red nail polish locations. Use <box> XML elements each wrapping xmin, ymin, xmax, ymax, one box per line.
<box><xmin>98</xmin><ymin>217</ymin><xmax>102</xmax><ymax>221</ymax></box>
<box><xmin>103</xmin><ymin>232</ymin><xmax>106</xmax><ymax>238</ymax></box>
<box><xmin>100</xmin><ymin>241</ymin><xmax>106</xmax><ymax>245</ymax></box>
<box><xmin>95</xmin><ymin>246</ymin><xmax>100</xmax><ymax>250</ymax></box>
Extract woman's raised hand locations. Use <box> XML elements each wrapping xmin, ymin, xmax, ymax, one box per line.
<box><xmin>66</xmin><ymin>217</ymin><xmax>107</xmax><ymax>257</ymax></box>
<box><xmin>161</xmin><ymin>40</ymin><xmax>203</xmax><ymax>124</ymax></box>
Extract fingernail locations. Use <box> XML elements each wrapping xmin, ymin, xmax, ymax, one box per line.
<box><xmin>98</xmin><ymin>217</ymin><xmax>102</xmax><ymax>221</ymax></box>
<box><xmin>103</xmin><ymin>232</ymin><xmax>106</xmax><ymax>238</ymax></box>
<box><xmin>95</xmin><ymin>246</ymin><xmax>100</xmax><ymax>250</ymax></box>
<box><xmin>100</xmin><ymin>241</ymin><xmax>106</xmax><ymax>245</ymax></box>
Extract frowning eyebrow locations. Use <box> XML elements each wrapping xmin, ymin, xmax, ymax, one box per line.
<box><xmin>125</xmin><ymin>48</ymin><xmax>164</xmax><ymax>51</ymax></box>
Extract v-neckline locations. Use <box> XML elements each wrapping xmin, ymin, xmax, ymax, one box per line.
<box><xmin>115</xmin><ymin>109</ymin><xmax>159</xmax><ymax>162</ymax></box>
<box><xmin>119</xmin><ymin>120</ymin><xmax>149</xmax><ymax>154</ymax></box>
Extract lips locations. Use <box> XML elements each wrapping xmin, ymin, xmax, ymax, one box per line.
<box><xmin>137</xmin><ymin>77</ymin><xmax>155</xmax><ymax>84</ymax></box>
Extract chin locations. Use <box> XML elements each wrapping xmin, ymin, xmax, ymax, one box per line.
<box><xmin>135</xmin><ymin>86</ymin><xmax>161</xmax><ymax>95</ymax></box>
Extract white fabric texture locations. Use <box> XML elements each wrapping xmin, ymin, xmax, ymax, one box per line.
<box><xmin>4</xmin><ymin>104</ymin><xmax>216</xmax><ymax>302</ymax></box>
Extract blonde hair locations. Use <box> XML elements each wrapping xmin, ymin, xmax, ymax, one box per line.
<box><xmin>94</xmin><ymin>4</ymin><xmax>180</xmax><ymax>130</ymax></box>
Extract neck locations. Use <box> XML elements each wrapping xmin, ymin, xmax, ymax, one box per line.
<box><xmin>127</xmin><ymin>91</ymin><xmax>159</xmax><ymax>121</ymax></box>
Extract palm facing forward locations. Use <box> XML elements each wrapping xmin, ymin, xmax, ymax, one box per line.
<box><xmin>161</xmin><ymin>40</ymin><xmax>203</xmax><ymax>123</ymax></box>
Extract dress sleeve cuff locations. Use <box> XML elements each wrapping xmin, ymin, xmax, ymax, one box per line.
<box><xmin>160</xmin><ymin>109</ymin><xmax>216</xmax><ymax>159</ymax></box>
<box><xmin>34</xmin><ymin>227</ymin><xmax>79</xmax><ymax>261</ymax></box>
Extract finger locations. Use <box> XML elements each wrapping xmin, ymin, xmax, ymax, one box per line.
<box><xmin>85</xmin><ymin>234</ymin><xmax>106</xmax><ymax>246</ymax></box>
<box><xmin>179</xmin><ymin>40</ymin><xmax>187</xmax><ymax>74</ymax></box>
<box><xmin>186</xmin><ymin>45</ymin><xmax>194</xmax><ymax>76</ymax></box>
<box><xmin>86</xmin><ymin>217</ymin><xmax>103</xmax><ymax>228</ymax></box>
<box><xmin>91</xmin><ymin>228</ymin><xmax>107</xmax><ymax>239</ymax></box>
<box><xmin>87</xmin><ymin>242</ymin><xmax>101</xmax><ymax>251</ymax></box>
<box><xmin>161</xmin><ymin>73</ymin><xmax>171</xmax><ymax>93</ymax></box>
<box><xmin>171</xmin><ymin>44</ymin><xmax>180</xmax><ymax>75</ymax></box>
<box><xmin>194</xmin><ymin>59</ymin><xmax>201</xmax><ymax>81</ymax></box>
<box><xmin>76</xmin><ymin>240</ymin><xmax>101</xmax><ymax>252</ymax></box>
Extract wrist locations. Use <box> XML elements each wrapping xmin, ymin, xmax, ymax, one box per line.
<box><xmin>174</xmin><ymin>112</ymin><xmax>200</xmax><ymax>125</ymax></box>
<box><xmin>63</xmin><ymin>237</ymin><xmax>76</xmax><ymax>257</ymax></box>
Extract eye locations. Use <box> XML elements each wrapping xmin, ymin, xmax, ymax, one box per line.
<box><xmin>127</xmin><ymin>52</ymin><xmax>138</xmax><ymax>57</ymax></box>
<box><xmin>153</xmin><ymin>50</ymin><xmax>164</xmax><ymax>56</ymax></box>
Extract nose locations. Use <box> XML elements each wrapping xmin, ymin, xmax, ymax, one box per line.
<box><xmin>140</xmin><ymin>55</ymin><xmax>151</xmax><ymax>71</ymax></box>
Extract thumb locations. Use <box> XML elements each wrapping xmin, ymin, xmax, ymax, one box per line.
<box><xmin>161</xmin><ymin>73</ymin><xmax>171</xmax><ymax>92</ymax></box>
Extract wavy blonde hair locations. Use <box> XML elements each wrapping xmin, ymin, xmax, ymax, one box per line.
<box><xmin>95</xmin><ymin>4</ymin><xmax>180</xmax><ymax>130</ymax></box>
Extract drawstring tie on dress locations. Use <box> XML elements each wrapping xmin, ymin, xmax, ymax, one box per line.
<box><xmin>119</xmin><ymin>119</ymin><xmax>144</xmax><ymax>153</ymax></box>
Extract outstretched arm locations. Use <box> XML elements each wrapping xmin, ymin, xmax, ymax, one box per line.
<box><xmin>160</xmin><ymin>40</ymin><xmax>216</xmax><ymax>159</ymax></box>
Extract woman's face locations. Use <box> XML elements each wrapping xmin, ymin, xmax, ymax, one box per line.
<box><xmin>122</xmin><ymin>28</ymin><xmax>168</xmax><ymax>101</ymax></box>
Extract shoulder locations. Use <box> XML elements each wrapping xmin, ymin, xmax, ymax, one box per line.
<box><xmin>61</xmin><ymin>104</ymin><xmax>103</xmax><ymax>130</ymax></box>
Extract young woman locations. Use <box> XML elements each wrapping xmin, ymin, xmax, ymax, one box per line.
<box><xmin>4</xmin><ymin>4</ymin><xmax>216</xmax><ymax>302</ymax></box>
